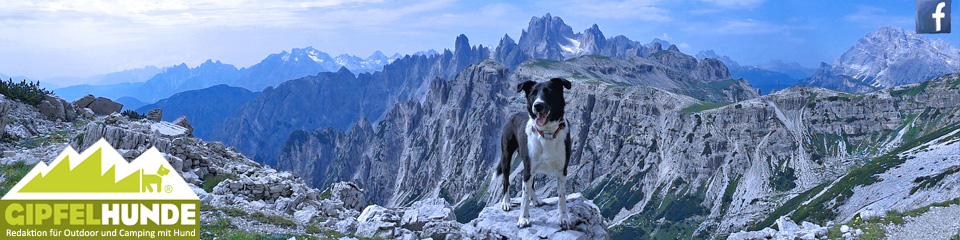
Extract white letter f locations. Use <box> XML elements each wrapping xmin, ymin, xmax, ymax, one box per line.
<box><xmin>933</xmin><ymin>2</ymin><xmax>947</xmax><ymax>31</ymax></box>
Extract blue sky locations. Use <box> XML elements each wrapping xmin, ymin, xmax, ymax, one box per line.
<box><xmin>0</xmin><ymin>0</ymin><xmax>957</xmax><ymax>84</ymax></box>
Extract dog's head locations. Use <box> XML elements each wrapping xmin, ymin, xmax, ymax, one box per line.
<box><xmin>517</xmin><ymin>78</ymin><xmax>572</xmax><ymax>127</ymax></box>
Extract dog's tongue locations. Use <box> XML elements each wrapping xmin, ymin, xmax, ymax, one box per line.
<box><xmin>536</xmin><ymin>116</ymin><xmax>547</xmax><ymax>126</ymax></box>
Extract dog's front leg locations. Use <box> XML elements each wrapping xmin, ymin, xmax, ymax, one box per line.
<box><xmin>517</xmin><ymin>177</ymin><xmax>533</xmax><ymax>228</ymax></box>
<box><xmin>558</xmin><ymin>172</ymin><xmax>571</xmax><ymax>230</ymax></box>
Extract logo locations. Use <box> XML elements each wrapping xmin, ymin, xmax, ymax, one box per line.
<box><xmin>1</xmin><ymin>139</ymin><xmax>199</xmax><ymax>239</ymax></box>
<box><xmin>917</xmin><ymin>0</ymin><xmax>952</xmax><ymax>34</ymax></box>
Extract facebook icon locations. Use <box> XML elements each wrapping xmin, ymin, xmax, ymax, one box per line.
<box><xmin>917</xmin><ymin>0</ymin><xmax>952</xmax><ymax>34</ymax></box>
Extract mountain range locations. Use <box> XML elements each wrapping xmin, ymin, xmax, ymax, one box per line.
<box><xmin>54</xmin><ymin>48</ymin><xmax>403</xmax><ymax>103</ymax></box>
<box><xmin>800</xmin><ymin>26</ymin><xmax>960</xmax><ymax>93</ymax></box>
<box><xmin>209</xmin><ymin>34</ymin><xmax>490</xmax><ymax>166</ymax></box>
<box><xmin>136</xmin><ymin>84</ymin><xmax>260</xmax><ymax>139</ymax></box>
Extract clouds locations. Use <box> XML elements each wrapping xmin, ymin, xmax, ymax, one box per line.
<box><xmin>843</xmin><ymin>6</ymin><xmax>913</xmax><ymax>29</ymax></box>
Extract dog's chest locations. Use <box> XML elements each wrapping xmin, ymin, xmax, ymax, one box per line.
<box><xmin>525</xmin><ymin>120</ymin><xmax>567</xmax><ymax>174</ymax></box>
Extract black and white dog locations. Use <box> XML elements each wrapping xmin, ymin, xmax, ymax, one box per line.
<box><xmin>496</xmin><ymin>77</ymin><xmax>573</xmax><ymax>229</ymax></box>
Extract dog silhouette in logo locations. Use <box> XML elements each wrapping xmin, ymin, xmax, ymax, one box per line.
<box><xmin>142</xmin><ymin>165</ymin><xmax>170</xmax><ymax>193</ymax></box>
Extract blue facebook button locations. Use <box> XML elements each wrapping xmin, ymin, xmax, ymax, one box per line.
<box><xmin>917</xmin><ymin>0</ymin><xmax>952</xmax><ymax>34</ymax></box>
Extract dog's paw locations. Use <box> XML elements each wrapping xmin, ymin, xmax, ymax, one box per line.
<box><xmin>517</xmin><ymin>217</ymin><xmax>531</xmax><ymax>228</ymax></box>
<box><xmin>560</xmin><ymin>218</ymin><xmax>573</xmax><ymax>230</ymax></box>
<box><xmin>501</xmin><ymin>201</ymin><xmax>512</xmax><ymax>211</ymax></box>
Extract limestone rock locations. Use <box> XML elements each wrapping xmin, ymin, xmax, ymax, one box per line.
<box><xmin>460</xmin><ymin>193</ymin><xmax>607</xmax><ymax>240</ymax></box>
<box><xmin>146</xmin><ymin>108</ymin><xmax>163</xmax><ymax>122</ymax></box>
<box><xmin>329</xmin><ymin>181</ymin><xmax>365</xmax><ymax>211</ymax></box>
<box><xmin>172</xmin><ymin>116</ymin><xmax>194</xmax><ymax>137</ymax></box>
<box><xmin>85</xmin><ymin>95</ymin><xmax>123</xmax><ymax>115</ymax></box>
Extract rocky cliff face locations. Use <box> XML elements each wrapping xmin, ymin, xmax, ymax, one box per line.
<box><xmin>279</xmin><ymin>51</ymin><xmax>960</xmax><ymax>238</ymax></box>
<box><xmin>212</xmin><ymin>35</ymin><xmax>489</xmax><ymax>165</ymax></box>
<box><xmin>801</xmin><ymin>26</ymin><xmax>960</xmax><ymax>93</ymax></box>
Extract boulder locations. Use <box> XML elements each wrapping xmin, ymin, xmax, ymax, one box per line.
<box><xmin>146</xmin><ymin>109</ymin><xmax>163</xmax><ymax>122</ymax></box>
<box><xmin>459</xmin><ymin>193</ymin><xmax>607</xmax><ymax>240</ymax></box>
<box><xmin>37</xmin><ymin>95</ymin><xmax>75</xmax><ymax>121</ymax></box>
<box><xmin>356</xmin><ymin>205</ymin><xmax>401</xmax><ymax>239</ymax></box>
<box><xmin>85</xmin><ymin>97</ymin><xmax>122</xmax><ymax>115</ymax></box>
<box><xmin>401</xmin><ymin>197</ymin><xmax>456</xmax><ymax>231</ymax></box>
<box><xmin>330</xmin><ymin>181</ymin><xmax>365</xmax><ymax>211</ymax></box>
<box><xmin>72</xmin><ymin>94</ymin><xmax>96</xmax><ymax>109</ymax></box>
<box><xmin>776</xmin><ymin>216</ymin><xmax>801</xmax><ymax>232</ymax></box>
<box><xmin>172</xmin><ymin>116</ymin><xmax>194</xmax><ymax>137</ymax></box>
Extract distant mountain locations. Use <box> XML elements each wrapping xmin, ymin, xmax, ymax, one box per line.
<box><xmin>116</xmin><ymin>96</ymin><xmax>147</xmax><ymax>110</ymax></box>
<box><xmin>696</xmin><ymin>50</ymin><xmax>802</xmax><ymax>94</ymax></box>
<box><xmin>494</xmin><ymin>13</ymin><xmax>649</xmax><ymax>69</ymax></box>
<box><xmin>413</xmin><ymin>49</ymin><xmax>439</xmax><ymax>56</ymax></box>
<box><xmin>211</xmin><ymin>35</ymin><xmax>489</xmax><ymax>165</ymax></box>
<box><xmin>54</xmin><ymin>82</ymin><xmax>144</xmax><ymax>102</ymax></box>
<box><xmin>136</xmin><ymin>84</ymin><xmax>259</xmax><ymax>140</ymax></box>
<box><xmin>137</xmin><ymin>60</ymin><xmax>242</xmax><ymax>102</ymax></box>
<box><xmin>759</xmin><ymin>60</ymin><xmax>815</xmax><ymax>79</ymax></box>
<box><xmin>45</xmin><ymin>66</ymin><xmax>163</xmax><ymax>88</ymax></box>
<box><xmin>800</xmin><ymin>26</ymin><xmax>960</xmax><ymax>93</ymax></box>
<box><xmin>333</xmin><ymin>51</ymin><xmax>402</xmax><ymax>75</ymax></box>
<box><xmin>54</xmin><ymin>47</ymin><xmax>402</xmax><ymax>104</ymax></box>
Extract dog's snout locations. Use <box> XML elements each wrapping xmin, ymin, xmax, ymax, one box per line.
<box><xmin>533</xmin><ymin>102</ymin><xmax>546</xmax><ymax>112</ymax></box>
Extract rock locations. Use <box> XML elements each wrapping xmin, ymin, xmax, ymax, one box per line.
<box><xmin>79</xmin><ymin>108</ymin><xmax>94</xmax><ymax>119</ymax></box>
<box><xmin>72</xmin><ymin>94</ymin><xmax>96</xmax><ymax>109</ymax></box>
<box><xmin>776</xmin><ymin>216</ymin><xmax>801</xmax><ymax>232</ymax></box>
<box><xmin>401</xmin><ymin>197</ymin><xmax>456</xmax><ymax>231</ymax></box>
<box><xmin>2</xmin><ymin>151</ymin><xmax>16</xmax><ymax>158</ymax></box>
<box><xmin>293</xmin><ymin>205</ymin><xmax>319</xmax><ymax>223</ymax></box>
<box><xmin>356</xmin><ymin>205</ymin><xmax>400</xmax><ymax>238</ymax></box>
<box><xmin>459</xmin><ymin>193</ymin><xmax>606</xmax><ymax>239</ymax></box>
<box><xmin>172</xmin><ymin>116</ymin><xmax>194</xmax><ymax>137</ymax></box>
<box><xmin>150</xmin><ymin>121</ymin><xmax>189</xmax><ymax>138</ymax></box>
<box><xmin>86</xmin><ymin>97</ymin><xmax>123</xmax><ymax>115</ymax></box>
<box><xmin>335</xmin><ymin>219</ymin><xmax>358</xmax><ymax>234</ymax></box>
<box><xmin>37</xmin><ymin>95</ymin><xmax>74</xmax><ymax>121</ymax></box>
<box><xmin>104</xmin><ymin>112</ymin><xmax>125</xmax><ymax>124</ymax></box>
<box><xmin>330</xmin><ymin>181</ymin><xmax>365</xmax><ymax>211</ymax></box>
<box><xmin>840</xmin><ymin>225</ymin><xmax>850</xmax><ymax>233</ymax></box>
<box><xmin>146</xmin><ymin>109</ymin><xmax>162</xmax><ymax>122</ymax></box>
<box><xmin>0</xmin><ymin>97</ymin><xmax>10</xmax><ymax>137</ymax></box>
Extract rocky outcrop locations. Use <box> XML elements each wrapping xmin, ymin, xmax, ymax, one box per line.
<box><xmin>172</xmin><ymin>116</ymin><xmax>194</xmax><ymax>137</ymax></box>
<box><xmin>72</xmin><ymin>94</ymin><xmax>122</xmax><ymax>115</ymax></box>
<box><xmin>494</xmin><ymin>14</ymin><xmax>651</xmax><ymax>70</ymax></box>
<box><xmin>37</xmin><ymin>94</ymin><xmax>77</xmax><ymax>121</ymax></box>
<box><xmin>146</xmin><ymin>108</ymin><xmax>162</xmax><ymax>122</ymax></box>
<box><xmin>728</xmin><ymin>216</ymin><xmax>829</xmax><ymax>240</ymax></box>
<box><xmin>461</xmin><ymin>193</ymin><xmax>607</xmax><ymax>239</ymax></box>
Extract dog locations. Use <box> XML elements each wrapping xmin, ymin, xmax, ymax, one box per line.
<box><xmin>496</xmin><ymin>77</ymin><xmax>573</xmax><ymax>229</ymax></box>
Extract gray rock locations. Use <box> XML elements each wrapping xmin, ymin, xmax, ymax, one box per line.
<box><xmin>330</xmin><ymin>182</ymin><xmax>365</xmax><ymax>211</ymax></box>
<box><xmin>79</xmin><ymin>108</ymin><xmax>94</xmax><ymax>119</ymax></box>
<box><xmin>401</xmin><ymin>197</ymin><xmax>455</xmax><ymax>231</ymax></box>
<box><xmin>72</xmin><ymin>94</ymin><xmax>95</xmax><ymax>108</ymax></box>
<box><xmin>38</xmin><ymin>95</ymin><xmax>67</xmax><ymax>120</ymax></box>
<box><xmin>355</xmin><ymin>205</ymin><xmax>400</xmax><ymax>239</ymax></box>
<box><xmin>776</xmin><ymin>216</ymin><xmax>800</xmax><ymax>233</ymax></box>
<box><xmin>172</xmin><ymin>116</ymin><xmax>194</xmax><ymax>137</ymax></box>
<box><xmin>87</xmin><ymin>97</ymin><xmax>123</xmax><ymax>115</ymax></box>
<box><xmin>146</xmin><ymin>109</ymin><xmax>162</xmax><ymax>122</ymax></box>
<box><xmin>460</xmin><ymin>193</ymin><xmax>606</xmax><ymax>240</ymax></box>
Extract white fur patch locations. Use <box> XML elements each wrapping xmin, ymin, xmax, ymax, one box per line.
<box><xmin>525</xmin><ymin>118</ymin><xmax>568</xmax><ymax>175</ymax></box>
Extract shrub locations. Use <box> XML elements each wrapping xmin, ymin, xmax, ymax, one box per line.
<box><xmin>121</xmin><ymin>109</ymin><xmax>145</xmax><ymax>120</ymax></box>
<box><xmin>0</xmin><ymin>78</ymin><xmax>51</xmax><ymax>106</ymax></box>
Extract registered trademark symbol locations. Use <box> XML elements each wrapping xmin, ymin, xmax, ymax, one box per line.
<box><xmin>164</xmin><ymin>185</ymin><xmax>173</xmax><ymax>193</ymax></box>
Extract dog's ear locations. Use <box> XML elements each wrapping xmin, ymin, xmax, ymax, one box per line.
<box><xmin>550</xmin><ymin>78</ymin><xmax>572</xmax><ymax>90</ymax></box>
<box><xmin>517</xmin><ymin>80</ymin><xmax>536</xmax><ymax>94</ymax></box>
